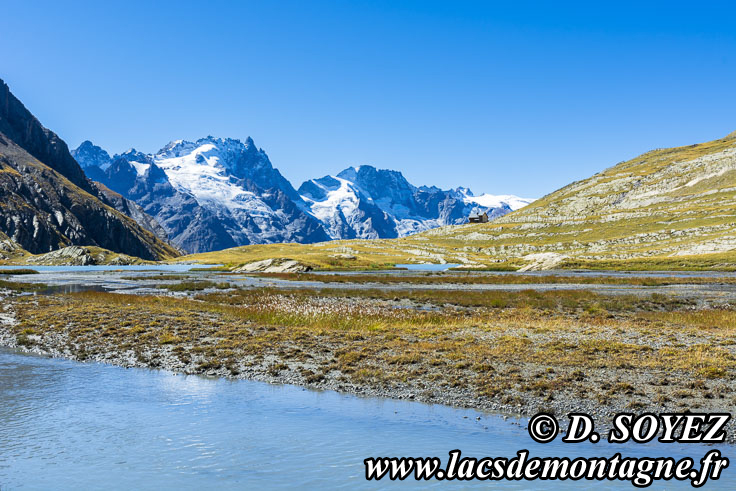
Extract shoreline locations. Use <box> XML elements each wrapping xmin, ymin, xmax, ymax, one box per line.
<box><xmin>2</xmin><ymin>320</ymin><xmax>734</xmax><ymax>445</ymax></box>
<box><xmin>2</xmin><ymin>288</ymin><xmax>735</xmax><ymax>444</ymax></box>
<box><xmin>0</xmin><ymin>332</ymin><xmax>644</xmax><ymax>438</ymax></box>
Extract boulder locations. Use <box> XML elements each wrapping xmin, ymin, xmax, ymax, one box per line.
<box><xmin>233</xmin><ymin>258</ymin><xmax>312</xmax><ymax>273</ymax></box>
<box><xmin>27</xmin><ymin>246</ymin><xmax>95</xmax><ymax>266</ymax></box>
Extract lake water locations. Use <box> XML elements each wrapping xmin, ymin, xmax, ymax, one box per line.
<box><xmin>8</xmin><ymin>266</ymin><xmax>736</xmax><ymax>307</ymax></box>
<box><xmin>0</xmin><ymin>348</ymin><xmax>732</xmax><ymax>490</ymax></box>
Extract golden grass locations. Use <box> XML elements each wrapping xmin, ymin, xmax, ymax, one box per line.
<box><xmin>638</xmin><ymin>308</ymin><xmax>736</xmax><ymax>334</ymax></box>
<box><xmin>0</xmin><ymin>279</ymin><xmax>46</xmax><ymax>291</ymax></box>
<box><xmin>199</xmin><ymin>286</ymin><xmax>692</xmax><ymax>313</ymax></box>
<box><xmin>176</xmin><ymin>241</ymin><xmax>407</xmax><ymax>270</ymax></box>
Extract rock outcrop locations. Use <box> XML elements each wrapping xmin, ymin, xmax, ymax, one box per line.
<box><xmin>233</xmin><ymin>258</ymin><xmax>312</xmax><ymax>273</ymax></box>
<box><xmin>26</xmin><ymin>246</ymin><xmax>141</xmax><ymax>266</ymax></box>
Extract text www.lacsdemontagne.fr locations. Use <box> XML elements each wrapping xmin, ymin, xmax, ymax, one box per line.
<box><xmin>364</xmin><ymin>449</ymin><xmax>728</xmax><ymax>487</ymax></box>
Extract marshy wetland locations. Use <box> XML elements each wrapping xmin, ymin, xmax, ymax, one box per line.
<box><xmin>2</xmin><ymin>265</ymin><xmax>736</xmax><ymax>444</ymax></box>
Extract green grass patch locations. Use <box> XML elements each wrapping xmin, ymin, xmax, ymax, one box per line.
<box><xmin>0</xmin><ymin>279</ymin><xmax>46</xmax><ymax>291</ymax></box>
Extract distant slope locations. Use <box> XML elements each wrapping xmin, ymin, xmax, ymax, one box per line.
<box><xmin>182</xmin><ymin>131</ymin><xmax>736</xmax><ymax>271</ymax></box>
<box><xmin>0</xmin><ymin>79</ymin><xmax>178</xmax><ymax>261</ymax></box>
<box><xmin>92</xmin><ymin>181</ymin><xmax>170</xmax><ymax>243</ymax></box>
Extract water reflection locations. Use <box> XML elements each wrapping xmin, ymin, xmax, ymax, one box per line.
<box><xmin>0</xmin><ymin>349</ymin><xmax>733</xmax><ymax>490</ymax></box>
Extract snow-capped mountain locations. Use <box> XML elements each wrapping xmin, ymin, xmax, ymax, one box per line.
<box><xmin>69</xmin><ymin>140</ymin><xmax>112</xmax><ymax>182</ymax></box>
<box><xmin>455</xmin><ymin>187</ymin><xmax>534</xmax><ymax>213</ymax></box>
<box><xmin>72</xmin><ymin>137</ymin><xmax>328</xmax><ymax>253</ymax></box>
<box><xmin>298</xmin><ymin>165</ymin><xmax>534</xmax><ymax>239</ymax></box>
<box><xmin>73</xmin><ymin>138</ymin><xmax>533</xmax><ymax>252</ymax></box>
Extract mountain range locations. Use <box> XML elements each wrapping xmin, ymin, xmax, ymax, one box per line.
<box><xmin>72</xmin><ymin>139</ymin><xmax>533</xmax><ymax>253</ymax></box>
<box><xmin>299</xmin><ymin>166</ymin><xmax>530</xmax><ymax>239</ymax></box>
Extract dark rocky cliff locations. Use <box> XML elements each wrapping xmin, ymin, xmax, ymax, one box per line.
<box><xmin>0</xmin><ymin>79</ymin><xmax>93</xmax><ymax>193</ymax></box>
<box><xmin>0</xmin><ymin>80</ymin><xmax>178</xmax><ymax>260</ymax></box>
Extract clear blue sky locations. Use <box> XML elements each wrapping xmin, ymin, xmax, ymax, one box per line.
<box><xmin>2</xmin><ymin>1</ymin><xmax>735</xmax><ymax>198</ymax></box>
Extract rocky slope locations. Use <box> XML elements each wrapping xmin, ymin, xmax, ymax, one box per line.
<box><xmin>299</xmin><ymin>165</ymin><xmax>533</xmax><ymax>239</ymax></box>
<box><xmin>92</xmin><ymin>182</ymin><xmax>169</xmax><ymax>242</ymax></box>
<box><xmin>0</xmin><ymin>79</ymin><xmax>178</xmax><ymax>261</ymax></box>
<box><xmin>0</xmin><ymin>230</ymin><xmax>27</xmax><ymax>261</ymax></box>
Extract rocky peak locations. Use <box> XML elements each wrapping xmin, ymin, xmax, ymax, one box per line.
<box><xmin>119</xmin><ymin>148</ymin><xmax>150</xmax><ymax>162</ymax></box>
<box><xmin>150</xmin><ymin>136</ymin><xmax>279</xmax><ymax>186</ymax></box>
<box><xmin>336</xmin><ymin>165</ymin><xmax>414</xmax><ymax>202</ymax></box>
<box><xmin>143</xmin><ymin>162</ymin><xmax>169</xmax><ymax>184</ymax></box>
<box><xmin>300</xmin><ymin>163</ymin><xmax>533</xmax><ymax>240</ymax></box>
<box><xmin>71</xmin><ymin>140</ymin><xmax>111</xmax><ymax>170</ymax></box>
<box><xmin>71</xmin><ymin>135</ymin><xmax>329</xmax><ymax>252</ymax></box>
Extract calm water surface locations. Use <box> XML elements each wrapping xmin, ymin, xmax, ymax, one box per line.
<box><xmin>7</xmin><ymin>264</ymin><xmax>736</xmax><ymax>296</ymax></box>
<box><xmin>0</xmin><ymin>349</ymin><xmax>732</xmax><ymax>490</ymax></box>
